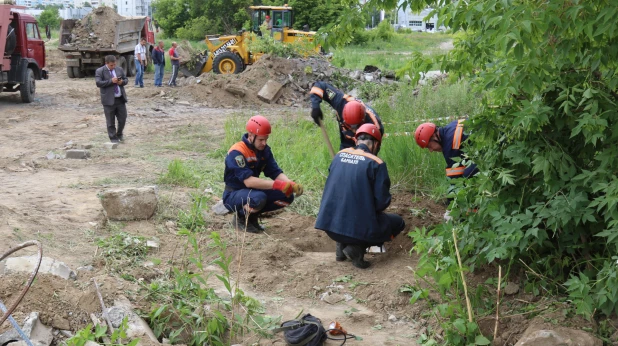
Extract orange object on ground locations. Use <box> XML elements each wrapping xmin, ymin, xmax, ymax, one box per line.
<box><xmin>328</xmin><ymin>321</ymin><xmax>347</xmax><ymax>335</ymax></box>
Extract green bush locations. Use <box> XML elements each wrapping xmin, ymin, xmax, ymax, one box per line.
<box><xmin>247</xmin><ymin>29</ymin><xmax>319</xmax><ymax>58</ymax></box>
<box><xmin>375</xmin><ymin>20</ymin><xmax>394</xmax><ymax>41</ymax></box>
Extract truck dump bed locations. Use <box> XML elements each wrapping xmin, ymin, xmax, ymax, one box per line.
<box><xmin>58</xmin><ymin>17</ymin><xmax>146</xmax><ymax>54</ymax></box>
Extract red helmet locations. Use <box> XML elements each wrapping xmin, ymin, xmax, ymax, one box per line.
<box><xmin>414</xmin><ymin>122</ymin><xmax>436</xmax><ymax>148</ymax></box>
<box><xmin>342</xmin><ymin>101</ymin><xmax>366</xmax><ymax>126</ymax></box>
<box><xmin>355</xmin><ymin>123</ymin><xmax>382</xmax><ymax>143</ymax></box>
<box><xmin>246</xmin><ymin>115</ymin><xmax>271</xmax><ymax>136</ymax></box>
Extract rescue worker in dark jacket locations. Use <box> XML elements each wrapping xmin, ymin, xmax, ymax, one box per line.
<box><xmin>315</xmin><ymin>124</ymin><xmax>405</xmax><ymax>269</ymax></box>
<box><xmin>414</xmin><ymin>120</ymin><xmax>478</xmax><ymax>179</ymax></box>
<box><xmin>309</xmin><ymin>81</ymin><xmax>384</xmax><ymax>150</ymax></box>
<box><xmin>223</xmin><ymin>115</ymin><xmax>304</xmax><ymax>233</ymax></box>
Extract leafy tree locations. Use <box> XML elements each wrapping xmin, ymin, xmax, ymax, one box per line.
<box><xmin>37</xmin><ymin>6</ymin><xmax>61</xmax><ymax>30</ymax></box>
<box><xmin>83</xmin><ymin>1</ymin><xmax>91</xmax><ymax>7</ymax></box>
<box><xmin>329</xmin><ymin>0</ymin><xmax>618</xmax><ymax>319</ymax></box>
<box><xmin>152</xmin><ymin>0</ymin><xmax>191</xmax><ymax>37</ymax></box>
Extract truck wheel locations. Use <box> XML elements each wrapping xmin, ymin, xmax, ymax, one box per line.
<box><xmin>73</xmin><ymin>67</ymin><xmax>85</xmax><ymax>78</ymax></box>
<box><xmin>127</xmin><ymin>55</ymin><xmax>136</xmax><ymax>77</ymax></box>
<box><xmin>213</xmin><ymin>52</ymin><xmax>244</xmax><ymax>74</ymax></box>
<box><xmin>20</xmin><ymin>68</ymin><xmax>35</xmax><ymax>103</ymax></box>
<box><xmin>67</xmin><ymin>66</ymin><xmax>75</xmax><ymax>78</ymax></box>
<box><xmin>117</xmin><ymin>56</ymin><xmax>128</xmax><ymax>75</ymax></box>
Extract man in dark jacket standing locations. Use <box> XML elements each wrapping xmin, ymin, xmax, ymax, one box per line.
<box><xmin>315</xmin><ymin>124</ymin><xmax>405</xmax><ymax>268</ymax></box>
<box><xmin>152</xmin><ymin>41</ymin><xmax>165</xmax><ymax>87</ymax></box>
<box><xmin>95</xmin><ymin>55</ymin><xmax>129</xmax><ymax>143</ymax></box>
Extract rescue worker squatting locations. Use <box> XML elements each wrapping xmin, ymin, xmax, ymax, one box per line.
<box><xmin>315</xmin><ymin>124</ymin><xmax>405</xmax><ymax>269</ymax></box>
<box><xmin>222</xmin><ymin>115</ymin><xmax>303</xmax><ymax>233</ymax></box>
<box><xmin>309</xmin><ymin>81</ymin><xmax>384</xmax><ymax>150</ymax></box>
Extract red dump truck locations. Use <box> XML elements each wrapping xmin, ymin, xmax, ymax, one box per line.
<box><xmin>0</xmin><ymin>1</ymin><xmax>47</xmax><ymax>103</ymax></box>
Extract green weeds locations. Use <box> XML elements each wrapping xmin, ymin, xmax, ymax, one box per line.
<box><xmin>67</xmin><ymin>317</ymin><xmax>137</xmax><ymax>346</ymax></box>
<box><xmin>158</xmin><ymin>159</ymin><xmax>203</xmax><ymax>188</ymax></box>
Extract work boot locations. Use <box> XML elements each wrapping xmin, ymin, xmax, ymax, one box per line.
<box><xmin>336</xmin><ymin>243</ymin><xmax>347</xmax><ymax>262</ymax></box>
<box><xmin>343</xmin><ymin>245</ymin><xmax>371</xmax><ymax>269</ymax></box>
<box><xmin>248</xmin><ymin>213</ymin><xmax>265</xmax><ymax>232</ymax></box>
<box><xmin>232</xmin><ymin>213</ymin><xmax>260</xmax><ymax>233</ymax></box>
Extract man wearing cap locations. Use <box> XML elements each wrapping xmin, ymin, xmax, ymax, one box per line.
<box><xmin>309</xmin><ymin>81</ymin><xmax>384</xmax><ymax>151</ymax></box>
<box><xmin>315</xmin><ymin>124</ymin><xmax>405</xmax><ymax>269</ymax></box>
<box><xmin>223</xmin><ymin>116</ymin><xmax>304</xmax><ymax>233</ymax></box>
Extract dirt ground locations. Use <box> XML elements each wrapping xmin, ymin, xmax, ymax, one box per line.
<box><xmin>0</xmin><ymin>56</ymin><xmax>602</xmax><ymax>346</ymax></box>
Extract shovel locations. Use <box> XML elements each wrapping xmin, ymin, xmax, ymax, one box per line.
<box><xmin>319</xmin><ymin>119</ymin><xmax>335</xmax><ymax>159</ymax></box>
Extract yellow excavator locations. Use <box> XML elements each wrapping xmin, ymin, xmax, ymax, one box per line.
<box><xmin>181</xmin><ymin>5</ymin><xmax>319</xmax><ymax>77</ymax></box>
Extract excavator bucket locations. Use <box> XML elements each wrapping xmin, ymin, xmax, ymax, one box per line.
<box><xmin>179</xmin><ymin>51</ymin><xmax>208</xmax><ymax>77</ymax></box>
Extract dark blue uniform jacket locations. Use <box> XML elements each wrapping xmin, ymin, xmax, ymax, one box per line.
<box><xmin>224</xmin><ymin>134</ymin><xmax>283</xmax><ymax>190</ymax></box>
<box><xmin>310</xmin><ymin>81</ymin><xmax>384</xmax><ymax>149</ymax></box>
<box><xmin>315</xmin><ymin>144</ymin><xmax>393</xmax><ymax>243</ymax></box>
<box><xmin>440</xmin><ymin>120</ymin><xmax>478</xmax><ymax>178</ymax></box>
<box><xmin>152</xmin><ymin>47</ymin><xmax>165</xmax><ymax>66</ymax></box>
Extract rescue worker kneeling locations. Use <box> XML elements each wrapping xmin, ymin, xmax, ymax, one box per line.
<box><xmin>223</xmin><ymin>115</ymin><xmax>303</xmax><ymax>233</ymax></box>
<box><xmin>315</xmin><ymin>124</ymin><xmax>405</xmax><ymax>268</ymax></box>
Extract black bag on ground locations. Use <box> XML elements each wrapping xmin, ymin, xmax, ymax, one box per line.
<box><xmin>274</xmin><ymin>313</ymin><xmax>326</xmax><ymax>346</ymax></box>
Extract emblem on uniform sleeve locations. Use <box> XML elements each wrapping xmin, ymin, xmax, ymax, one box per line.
<box><xmin>235</xmin><ymin>155</ymin><xmax>246</xmax><ymax>167</ymax></box>
<box><xmin>326</xmin><ymin>88</ymin><xmax>336</xmax><ymax>100</ymax></box>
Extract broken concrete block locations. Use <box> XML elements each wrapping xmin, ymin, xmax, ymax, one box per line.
<box><xmin>257</xmin><ymin>79</ymin><xmax>284</xmax><ymax>104</ymax></box>
<box><xmin>104</xmin><ymin>142</ymin><xmax>118</xmax><ymax>150</ymax></box>
<box><xmin>81</xmin><ymin>143</ymin><xmax>94</xmax><ymax>149</ymax></box>
<box><xmin>225</xmin><ymin>85</ymin><xmax>247</xmax><ymax>97</ymax></box>
<box><xmin>515</xmin><ymin>326</ymin><xmax>602</xmax><ymax>346</ymax></box>
<box><xmin>146</xmin><ymin>240</ymin><xmax>159</xmax><ymax>249</ymax></box>
<box><xmin>7</xmin><ymin>117</ymin><xmax>20</xmax><ymax>123</ymax></box>
<box><xmin>107</xmin><ymin>296</ymin><xmax>158</xmax><ymax>342</ymax></box>
<box><xmin>45</xmin><ymin>151</ymin><xmax>56</xmax><ymax>160</ymax></box>
<box><xmin>75</xmin><ymin>124</ymin><xmax>88</xmax><ymax>129</ymax></box>
<box><xmin>66</xmin><ymin>149</ymin><xmax>90</xmax><ymax>159</ymax></box>
<box><xmin>2</xmin><ymin>256</ymin><xmax>75</xmax><ymax>280</ymax></box>
<box><xmin>176</xmin><ymin>100</ymin><xmax>191</xmax><ymax>106</ymax></box>
<box><xmin>100</xmin><ymin>186</ymin><xmax>158</xmax><ymax>221</ymax></box>
<box><xmin>0</xmin><ymin>312</ymin><xmax>53</xmax><ymax>346</ymax></box>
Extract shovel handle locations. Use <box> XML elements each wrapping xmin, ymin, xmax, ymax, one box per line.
<box><xmin>319</xmin><ymin>119</ymin><xmax>336</xmax><ymax>159</ymax></box>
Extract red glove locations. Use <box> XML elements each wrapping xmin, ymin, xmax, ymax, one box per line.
<box><xmin>273</xmin><ymin>180</ymin><xmax>294</xmax><ymax>197</ymax></box>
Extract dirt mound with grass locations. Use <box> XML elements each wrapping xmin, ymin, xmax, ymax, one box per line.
<box><xmin>163</xmin><ymin>54</ymin><xmax>398</xmax><ymax>108</ymax></box>
<box><xmin>66</xmin><ymin>7</ymin><xmax>124</xmax><ymax>49</ymax></box>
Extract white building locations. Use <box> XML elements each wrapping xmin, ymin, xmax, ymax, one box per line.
<box><xmin>116</xmin><ymin>0</ymin><xmax>151</xmax><ymax>17</ymax></box>
<box><xmin>396</xmin><ymin>6</ymin><xmax>446</xmax><ymax>32</ymax></box>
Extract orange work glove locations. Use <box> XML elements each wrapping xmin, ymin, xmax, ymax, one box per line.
<box><xmin>273</xmin><ymin>180</ymin><xmax>294</xmax><ymax>197</ymax></box>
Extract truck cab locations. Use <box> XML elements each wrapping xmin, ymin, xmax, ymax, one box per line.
<box><xmin>1</xmin><ymin>3</ymin><xmax>47</xmax><ymax>103</ymax></box>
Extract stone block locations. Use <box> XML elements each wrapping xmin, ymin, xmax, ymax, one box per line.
<box><xmin>104</xmin><ymin>142</ymin><xmax>118</xmax><ymax>150</ymax></box>
<box><xmin>100</xmin><ymin>186</ymin><xmax>158</xmax><ymax>221</ymax></box>
<box><xmin>257</xmin><ymin>79</ymin><xmax>284</xmax><ymax>104</ymax></box>
<box><xmin>66</xmin><ymin>149</ymin><xmax>90</xmax><ymax>159</ymax></box>
<box><xmin>0</xmin><ymin>312</ymin><xmax>53</xmax><ymax>346</ymax></box>
<box><xmin>515</xmin><ymin>325</ymin><xmax>603</xmax><ymax>346</ymax></box>
<box><xmin>225</xmin><ymin>85</ymin><xmax>247</xmax><ymax>97</ymax></box>
<box><xmin>75</xmin><ymin>124</ymin><xmax>88</xmax><ymax>129</ymax></box>
<box><xmin>3</xmin><ymin>256</ymin><xmax>74</xmax><ymax>280</ymax></box>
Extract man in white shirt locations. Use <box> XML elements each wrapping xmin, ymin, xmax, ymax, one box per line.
<box><xmin>134</xmin><ymin>38</ymin><xmax>147</xmax><ymax>88</ymax></box>
<box><xmin>95</xmin><ymin>55</ymin><xmax>128</xmax><ymax>143</ymax></box>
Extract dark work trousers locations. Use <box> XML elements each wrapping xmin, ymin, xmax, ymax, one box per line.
<box><xmin>168</xmin><ymin>65</ymin><xmax>179</xmax><ymax>86</ymax></box>
<box><xmin>223</xmin><ymin>188</ymin><xmax>294</xmax><ymax>217</ymax></box>
<box><xmin>325</xmin><ymin>213</ymin><xmax>405</xmax><ymax>247</ymax></box>
<box><xmin>103</xmin><ymin>97</ymin><xmax>127</xmax><ymax>140</ymax></box>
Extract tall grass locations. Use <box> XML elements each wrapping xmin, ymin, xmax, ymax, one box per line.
<box><xmin>221</xmin><ymin>81</ymin><xmax>478</xmax><ymax>214</ymax></box>
<box><xmin>331</xmin><ymin>32</ymin><xmax>453</xmax><ymax>71</ymax></box>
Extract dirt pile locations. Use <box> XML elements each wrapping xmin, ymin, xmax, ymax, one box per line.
<box><xmin>64</xmin><ymin>7</ymin><xmax>124</xmax><ymax>49</ymax></box>
<box><xmin>170</xmin><ymin>55</ymin><xmax>399</xmax><ymax>108</ymax></box>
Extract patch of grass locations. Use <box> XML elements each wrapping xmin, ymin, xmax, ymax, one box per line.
<box><xmin>332</xmin><ymin>32</ymin><xmax>453</xmax><ymax>71</ymax></box>
<box><xmin>158</xmin><ymin>159</ymin><xmax>204</xmax><ymax>188</ymax></box>
<box><xmin>96</xmin><ymin>232</ymin><xmax>149</xmax><ymax>275</ymax></box>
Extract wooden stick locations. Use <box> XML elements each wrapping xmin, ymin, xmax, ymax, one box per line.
<box><xmin>493</xmin><ymin>265</ymin><xmax>502</xmax><ymax>340</ymax></box>
<box><xmin>93</xmin><ymin>279</ymin><xmax>115</xmax><ymax>335</ymax></box>
<box><xmin>319</xmin><ymin>119</ymin><xmax>335</xmax><ymax>159</ymax></box>
<box><xmin>452</xmin><ymin>228</ymin><xmax>473</xmax><ymax>322</ymax></box>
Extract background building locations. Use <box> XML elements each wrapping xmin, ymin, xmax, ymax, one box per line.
<box><xmin>396</xmin><ymin>6</ymin><xmax>446</xmax><ymax>32</ymax></box>
<box><xmin>116</xmin><ymin>0</ymin><xmax>151</xmax><ymax>17</ymax></box>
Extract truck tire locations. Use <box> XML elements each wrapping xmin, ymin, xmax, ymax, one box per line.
<box><xmin>20</xmin><ymin>68</ymin><xmax>35</xmax><ymax>103</ymax></box>
<box><xmin>73</xmin><ymin>67</ymin><xmax>85</xmax><ymax>78</ymax></box>
<box><xmin>127</xmin><ymin>55</ymin><xmax>136</xmax><ymax>77</ymax></box>
<box><xmin>117</xmin><ymin>56</ymin><xmax>128</xmax><ymax>75</ymax></box>
<box><xmin>213</xmin><ymin>52</ymin><xmax>244</xmax><ymax>74</ymax></box>
<box><xmin>67</xmin><ymin>66</ymin><xmax>75</xmax><ymax>78</ymax></box>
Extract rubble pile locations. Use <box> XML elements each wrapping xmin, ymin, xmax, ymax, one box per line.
<box><xmin>173</xmin><ymin>55</ymin><xmax>408</xmax><ymax>108</ymax></box>
<box><xmin>63</xmin><ymin>7</ymin><xmax>124</xmax><ymax>49</ymax></box>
